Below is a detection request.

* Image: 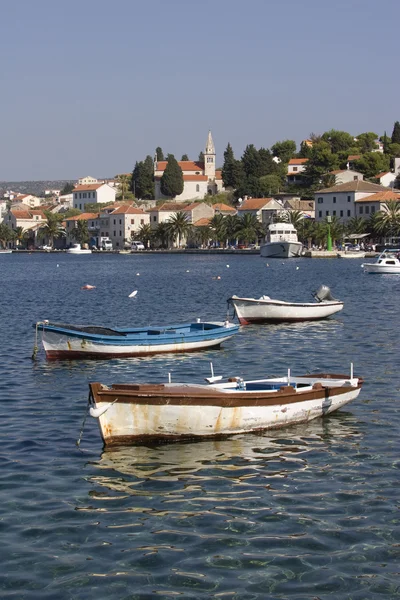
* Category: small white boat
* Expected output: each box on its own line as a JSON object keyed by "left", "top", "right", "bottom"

{"left": 0, "top": 249, "right": 12, "bottom": 254}
{"left": 88, "top": 363, "right": 363, "bottom": 445}
{"left": 228, "top": 285, "right": 343, "bottom": 324}
{"left": 362, "top": 249, "right": 400, "bottom": 274}
{"left": 66, "top": 244, "right": 92, "bottom": 255}
{"left": 260, "top": 223, "right": 303, "bottom": 258}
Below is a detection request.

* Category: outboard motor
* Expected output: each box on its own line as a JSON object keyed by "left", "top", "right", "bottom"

{"left": 313, "top": 285, "right": 337, "bottom": 303}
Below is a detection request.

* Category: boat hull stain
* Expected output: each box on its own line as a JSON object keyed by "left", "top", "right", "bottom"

{"left": 89, "top": 381, "right": 361, "bottom": 446}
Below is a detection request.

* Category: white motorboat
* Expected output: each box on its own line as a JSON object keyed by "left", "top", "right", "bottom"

{"left": 362, "top": 249, "right": 400, "bottom": 274}
{"left": 66, "top": 244, "right": 92, "bottom": 255}
{"left": 0, "top": 249, "right": 12, "bottom": 254}
{"left": 228, "top": 285, "right": 343, "bottom": 324}
{"left": 260, "top": 223, "right": 303, "bottom": 258}
{"left": 88, "top": 363, "right": 363, "bottom": 445}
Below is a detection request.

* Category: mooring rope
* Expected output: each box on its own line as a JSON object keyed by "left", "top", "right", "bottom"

{"left": 76, "top": 394, "right": 91, "bottom": 448}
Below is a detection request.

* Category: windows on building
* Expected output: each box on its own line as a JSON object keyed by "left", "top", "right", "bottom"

{"left": 326, "top": 210, "right": 329, "bottom": 216}
{"left": 333, "top": 197, "right": 336, "bottom": 203}
{"left": 317, "top": 197, "right": 323, "bottom": 204}
{"left": 131, "top": 219, "right": 135, "bottom": 224}
{"left": 371, "top": 206, "right": 375, "bottom": 214}
{"left": 340, "top": 210, "right": 343, "bottom": 217}
{"left": 365, "top": 206, "right": 370, "bottom": 214}
{"left": 359, "top": 206, "right": 363, "bottom": 214}
{"left": 318, "top": 211, "right": 322, "bottom": 218}
{"left": 347, "top": 196, "right": 351, "bottom": 202}
{"left": 293, "top": 167, "right": 298, "bottom": 172}
{"left": 347, "top": 210, "right": 351, "bottom": 217}
{"left": 333, "top": 210, "right": 336, "bottom": 216}
{"left": 196, "top": 185, "right": 200, "bottom": 192}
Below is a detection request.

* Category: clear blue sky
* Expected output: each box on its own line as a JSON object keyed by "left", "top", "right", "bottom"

{"left": 1, "top": 0, "right": 399, "bottom": 181}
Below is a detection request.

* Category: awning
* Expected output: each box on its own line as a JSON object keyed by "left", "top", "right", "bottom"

{"left": 344, "top": 233, "right": 370, "bottom": 240}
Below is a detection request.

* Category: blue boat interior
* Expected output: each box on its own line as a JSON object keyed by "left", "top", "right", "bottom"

{"left": 243, "top": 382, "right": 310, "bottom": 391}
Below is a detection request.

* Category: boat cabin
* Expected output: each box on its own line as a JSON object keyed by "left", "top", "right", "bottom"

{"left": 265, "top": 223, "right": 299, "bottom": 244}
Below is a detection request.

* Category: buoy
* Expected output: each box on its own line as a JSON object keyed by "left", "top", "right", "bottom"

{"left": 266, "top": 263, "right": 269, "bottom": 267}
{"left": 129, "top": 290, "right": 138, "bottom": 298}
{"left": 81, "top": 284, "right": 96, "bottom": 290}
{"left": 136, "top": 273, "right": 140, "bottom": 276}
{"left": 226, "top": 265, "right": 230, "bottom": 268}
{"left": 296, "top": 266, "right": 299, "bottom": 270}
{"left": 186, "top": 270, "right": 190, "bottom": 272}
{"left": 57, "top": 264, "right": 59, "bottom": 267}
{"left": 217, "top": 276, "right": 221, "bottom": 280}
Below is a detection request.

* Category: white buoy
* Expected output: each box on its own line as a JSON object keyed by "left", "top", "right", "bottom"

{"left": 129, "top": 290, "right": 138, "bottom": 298}
{"left": 226, "top": 265, "right": 230, "bottom": 268}
{"left": 136, "top": 273, "right": 140, "bottom": 276}
{"left": 57, "top": 264, "right": 59, "bottom": 267}
{"left": 186, "top": 270, "right": 190, "bottom": 272}
{"left": 296, "top": 266, "right": 299, "bottom": 270}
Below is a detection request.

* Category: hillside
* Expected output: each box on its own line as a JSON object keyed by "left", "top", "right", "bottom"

{"left": 0, "top": 180, "right": 76, "bottom": 196}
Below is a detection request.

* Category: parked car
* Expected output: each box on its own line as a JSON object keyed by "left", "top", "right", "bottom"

{"left": 131, "top": 241, "right": 145, "bottom": 251}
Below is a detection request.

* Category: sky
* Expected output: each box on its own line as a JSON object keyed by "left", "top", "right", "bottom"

{"left": 1, "top": 0, "right": 399, "bottom": 181}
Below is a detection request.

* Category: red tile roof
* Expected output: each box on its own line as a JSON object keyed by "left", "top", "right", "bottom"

{"left": 288, "top": 158, "right": 309, "bottom": 165}
{"left": 64, "top": 213, "right": 99, "bottom": 221}
{"left": 153, "top": 203, "right": 189, "bottom": 212}
{"left": 354, "top": 190, "right": 400, "bottom": 203}
{"left": 238, "top": 198, "right": 274, "bottom": 210}
{"left": 375, "top": 172, "right": 391, "bottom": 178}
{"left": 109, "top": 205, "right": 146, "bottom": 215}
{"left": 347, "top": 155, "right": 361, "bottom": 161}
{"left": 156, "top": 160, "right": 204, "bottom": 172}
{"left": 213, "top": 202, "right": 236, "bottom": 213}
{"left": 73, "top": 184, "right": 105, "bottom": 192}
{"left": 193, "top": 217, "right": 211, "bottom": 226}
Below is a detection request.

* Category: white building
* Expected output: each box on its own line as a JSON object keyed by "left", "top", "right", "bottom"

{"left": 354, "top": 190, "right": 400, "bottom": 219}
{"left": 104, "top": 205, "right": 150, "bottom": 249}
{"left": 328, "top": 169, "right": 364, "bottom": 184}
{"left": 286, "top": 158, "right": 309, "bottom": 185}
{"left": 374, "top": 171, "right": 397, "bottom": 188}
{"left": 154, "top": 131, "right": 225, "bottom": 202}
{"left": 149, "top": 202, "right": 214, "bottom": 230}
{"left": 78, "top": 176, "right": 98, "bottom": 185}
{"left": 73, "top": 183, "right": 116, "bottom": 210}
{"left": 315, "top": 180, "right": 389, "bottom": 223}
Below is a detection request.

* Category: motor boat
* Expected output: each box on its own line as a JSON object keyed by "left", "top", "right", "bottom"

{"left": 362, "top": 249, "right": 400, "bottom": 274}
{"left": 260, "top": 223, "right": 303, "bottom": 258}
{"left": 66, "top": 244, "right": 92, "bottom": 255}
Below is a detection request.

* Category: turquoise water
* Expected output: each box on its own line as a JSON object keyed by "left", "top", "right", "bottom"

{"left": 1, "top": 253, "right": 399, "bottom": 599}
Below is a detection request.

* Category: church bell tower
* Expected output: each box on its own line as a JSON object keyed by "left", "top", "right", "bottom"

{"left": 204, "top": 130, "right": 216, "bottom": 179}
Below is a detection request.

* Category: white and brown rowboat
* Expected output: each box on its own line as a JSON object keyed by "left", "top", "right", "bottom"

{"left": 88, "top": 368, "right": 363, "bottom": 446}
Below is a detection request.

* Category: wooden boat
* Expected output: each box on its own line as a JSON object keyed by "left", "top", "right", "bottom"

{"left": 34, "top": 320, "right": 239, "bottom": 359}
{"left": 362, "top": 249, "right": 400, "bottom": 274}
{"left": 66, "top": 243, "right": 92, "bottom": 254}
{"left": 260, "top": 223, "right": 303, "bottom": 258}
{"left": 88, "top": 364, "right": 363, "bottom": 445}
{"left": 228, "top": 285, "right": 343, "bottom": 324}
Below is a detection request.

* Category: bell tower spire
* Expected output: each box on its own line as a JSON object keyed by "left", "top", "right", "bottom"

{"left": 204, "top": 130, "right": 216, "bottom": 179}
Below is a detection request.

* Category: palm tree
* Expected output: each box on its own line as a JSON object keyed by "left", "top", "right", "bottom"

{"left": 282, "top": 209, "right": 304, "bottom": 230}
{"left": 136, "top": 223, "right": 153, "bottom": 248}
{"left": 346, "top": 216, "right": 368, "bottom": 235}
{"left": 13, "top": 226, "right": 27, "bottom": 248}
{"left": 297, "top": 218, "right": 315, "bottom": 249}
{"left": 165, "top": 211, "right": 192, "bottom": 248}
{"left": 116, "top": 174, "right": 133, "bottom": 202}
{"left": 191, "top": 225, "right": 212, "bottom": 248}
{"left": 224, "top": 214, "right": 240, "bottom": 247}
{"left": 0, "top": 223, "right": 13, "bottom": 248}
{"left": 153, "top": 222, "right": 171, "bottom": 248}
{"left": 372, "top": 200, "right": 400, "bottom": 242}
{"left": 209, "top": 213, "right": 227, "bottom": 247}
{"left": 236, "top": 214, "right": 264, "bottom": 246}
{"left": 70, "top": 220, "right": 89, "bottom": 245}
{"left": 39, "top": 212, "right": 65, "bottom": 248}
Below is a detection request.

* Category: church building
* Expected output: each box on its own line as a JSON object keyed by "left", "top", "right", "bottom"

{"left": 154, "top": 131, "right": 225, "bottom": 202}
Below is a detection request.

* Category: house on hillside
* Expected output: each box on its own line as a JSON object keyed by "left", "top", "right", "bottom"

{"left": 5, "top": 205, "right": 47, "bottom": 248}
{"left": 314, "top": 180, "right": 389, "bottom": 222}
{"left": 104, "top": 205, "right": 149, "bottom": 249}
{"left": 283, "top": 199, "right": 315, "bottom": 219}
{"left": 328, "top": 169, "right": 363, "bottom": 185}
{"left": 286, "top": 158, "right": 309, "bottom": 185}
{"left": 154, "top": 131, "right": 225, "bottom": 202}
{"left": 212, "top": 203, "right": 237, "bottom": 216}
{"left": 374, "top": 171, "right": 397, "bottom": 188}
{"left": 72, "top": 183, "right": 116, "bottom": 210}
{"left": 64, "top": 213, "right": 100, "bottom": 247}
{"left": 78, "top": 176, "right": 99, "bottom": 185}
{"left": 347, "top": 155, "right": 361, "bottom": 169}
{"left": 237, "top": 197, "right": 285, "bottom": 226}
{"left": 149, "top": 202, "right": 214, "bottom": 229}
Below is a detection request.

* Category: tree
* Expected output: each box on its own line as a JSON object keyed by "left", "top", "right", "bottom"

{"left": 60, "top": 182, "right": 75, "bottom": 195}
{"left": 321, "top": 129, "right": 354, "bottom": 154}
{"left": 165, "top": 211, "right": 191, "bottom": 247}
{"left": 372, "top": 200, "right": 400, "bottom": 239}
{"left": 259, "top": 174, "right": 282, "bottom": 196}
{"left": 209, "top": 213, "right": 227, "bottom": 247}
{"left": 39, "top": 211, "right": 65, "bottom": 247}
{"left": 353, "top": 153, "right": 390, "bottom": 179}
{"left": 391, "top": 121, "right": 400, "bottom": 145}
{"left": 298, "top": 141, "right": 312, "bottom": 158}
{"left": 131, "top": 156, "right": 154, "bottom": 199}
{"left": 282, "top": 209, "right": 305, "bottom": 230}
{"left": 70, "top": 220, "right": 89, "bottom": 245}
{"left": 236, "top": 214, "right": 264, "bottom": 245}
{"left": 388, "top": 143, "right": 400, "bottom": 159}
{"left": 198, "top": 151, "right": 204, "bottom": 163}
{"left": 302, "top": 141, "right": 339, "bottom": 188}
{"left": 271, "top": 140, "right": 296, "bottom": 163}
{"left": 155, "top": 147, "right": 164, "bottom": 161}
{"left": 345, "top": 216, "right": 368, "bottom": 235}
{"left": 13, "top": 226, "right": 27, "bottom": 248}
{"left": 136, "top": 223, "right": 153, "bottom": 248}
{"left": 160, "top": 154, "right": 184, "bottom": 198}
{"left": 355, "top": 132, "right": 379, "bottom": 153}
{"left": 116, "top": 173, "right": 133, "bottom": 201}
{"left": 224, "top": 214, "right": 240, "bottom": 246}
{"left": 153, "top": 222, "right": 171, "bottom": 248}
{"left": 381, "top": 131, "right": 390, "bottom": 154}
{"left": 181, "top": 154, "right": 189, "bottom": 161}
{"left": 241, "top": 144, "right": 263, "bottom": 178}
{"left": 221, "top": 143, "right": 243, "bottom": 189}
{"left": 0, "top": 223, "right": 13, "bottom": 248}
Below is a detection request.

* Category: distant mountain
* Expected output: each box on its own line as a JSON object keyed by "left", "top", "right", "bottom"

{"left": 0, "top": 180, "right": 76, "bottom": 196}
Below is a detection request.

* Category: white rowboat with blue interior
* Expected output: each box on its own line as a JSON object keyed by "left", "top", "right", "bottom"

{"left": 35, "top": 320, "right": 239, "bottom": 359}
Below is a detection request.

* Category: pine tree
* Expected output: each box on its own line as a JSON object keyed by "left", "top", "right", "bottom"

{"left": 221, "top": 143, "right": 242, "bottom": 189}
{"left": 181, "top": 154, "right": 189, "bottom": 161}
{"left": 155, "top": 147, "right": 164, "bottom": 161}
{"left": 391, "top": 121, "right": 400, "bottom": 145}
{"left": 131, "top": 156, "right": 155, "bottom": 199}
{"left": 198, "top": 151, "right": 204, "bottom": 163}
{"left": 160, "top": 154, "right": 184, "bottom": 198}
